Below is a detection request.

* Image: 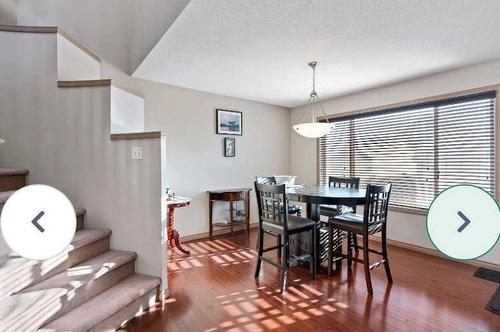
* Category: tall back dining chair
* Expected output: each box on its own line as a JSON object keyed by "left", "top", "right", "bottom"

{"left": 255, "top": 176, "right": 302, "bottom": 257}
{"left": 254, "top": 182, "right": 316, "bottom": 293}
{"left": 328, "top": 183, "right": 393, "bottom": 295}
{"left": 320, "top": 176, "right": 361, "bottom": 254}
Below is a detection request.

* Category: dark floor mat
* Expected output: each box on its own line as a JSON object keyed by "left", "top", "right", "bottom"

{"left": 474, "top": 267, "right": 500, "bottom": 283}
{"left": 486, "top": 286, "right": 500, "bottom": 315}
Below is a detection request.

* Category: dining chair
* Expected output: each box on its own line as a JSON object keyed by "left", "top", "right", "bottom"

{"left": 255, "top": 176, "right": 302, "bottom": 257}
{"left": 254, "top": 182, "right": 316, "bottom": 293}
{"left": 327, "top": 183, "right": 393, "bottom": 295}
{"left": 320, "top": 176, "right": 360, "bottom": 254}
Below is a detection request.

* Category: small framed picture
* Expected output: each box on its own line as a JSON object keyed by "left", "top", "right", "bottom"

{"left": 224, "top": 137, "right": 236, "bottom": 157}
{"left": 216, "top": 109, "right": 242, "bottom": 135}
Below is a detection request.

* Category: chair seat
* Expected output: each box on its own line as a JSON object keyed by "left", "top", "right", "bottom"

{"left": 320, "top": 204, "right": 352, "bottom": 217}
{"left": 263, "top": 215, "right": 315, "bottom": 234}
{"left": 329, "top": 213, "right": 364, "bottom": 234}
{"left": 329, "top": 213, "right": 383, "bottom": 235}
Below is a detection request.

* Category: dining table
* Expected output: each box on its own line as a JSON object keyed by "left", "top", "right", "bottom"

{"left": 286, "top": 184, "right": 366, "bottom": 268}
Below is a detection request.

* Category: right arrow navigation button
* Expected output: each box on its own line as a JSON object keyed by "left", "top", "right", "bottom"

{"left": 456, "top": 211, "right": 471, "bottom": 233}
{"left": 426, "top": 184, "right": 500, "bottom": 260}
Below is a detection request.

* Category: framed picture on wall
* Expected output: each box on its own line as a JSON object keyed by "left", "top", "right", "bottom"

{"left": 224, "top": 137, "right": 236, "bottom": 157}
{"left": 216, "top": 109, "right": 242, "bottom": 135}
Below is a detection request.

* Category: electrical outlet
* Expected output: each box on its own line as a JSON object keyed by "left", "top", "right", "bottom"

{"left": 131, "top": 146, "right": 143, "bottom": 160}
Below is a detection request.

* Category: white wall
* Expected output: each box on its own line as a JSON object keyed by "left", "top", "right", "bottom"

{"left": 101, "top": 62, "right": 291, "bottom": 237}
{"left": 0, "top": 31, "right": 167, "bottom": 288}
{"left": 57, "top": 33, "right": 101, "bottom": 80}
{"left": 17, "top": 0, "right": 190, "bottom": 74}
{"left": 291, "top": 58, "right": 500, "bottom": 265}
{"left": 110, "top": 86, "right": 145, "bottom": 134}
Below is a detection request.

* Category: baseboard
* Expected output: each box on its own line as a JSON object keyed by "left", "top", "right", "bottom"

{"left": 180, "top": 222, "right": 259, "bottom": 242}
{"left": 369, "top": 235, "right": 500, "bottom": 271}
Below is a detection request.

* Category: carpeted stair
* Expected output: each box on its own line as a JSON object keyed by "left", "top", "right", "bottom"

{"left": 0, "top": 168, "right": 160, "bottom": 331}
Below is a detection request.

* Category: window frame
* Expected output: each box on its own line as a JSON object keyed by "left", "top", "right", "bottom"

{"left": 316, "top": 85, "right": 499, "bottom": 215}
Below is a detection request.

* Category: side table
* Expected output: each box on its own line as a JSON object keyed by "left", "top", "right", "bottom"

{"left": 166, "top": 196, "right": 191, "bottom": 255}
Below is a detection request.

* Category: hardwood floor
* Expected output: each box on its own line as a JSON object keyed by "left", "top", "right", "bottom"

{"left": 121, "top": 229, "right": 499, "bottom": 332}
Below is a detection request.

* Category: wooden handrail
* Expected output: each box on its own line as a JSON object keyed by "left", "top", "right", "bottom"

{"left": 58, "top": 79, "right": 112, "bottom": 88}
{"left": 110, "top": 131, "right": 166, "bottom": 141}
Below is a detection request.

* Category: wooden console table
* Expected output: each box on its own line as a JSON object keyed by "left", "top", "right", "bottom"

{"left": 166, "top": 196, "right": 191, "bottom": 255}
{"left": 207, "top": 188, "right": 252, "bottom": 237}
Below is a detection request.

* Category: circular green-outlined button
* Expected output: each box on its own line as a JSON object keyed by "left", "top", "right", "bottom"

{"left": 426, "top": 184, "right": 500, "bottom": 260}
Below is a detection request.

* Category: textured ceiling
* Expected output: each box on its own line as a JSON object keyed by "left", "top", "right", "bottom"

{"left": 133, "top": 0, "right": 500, "bottom": 108}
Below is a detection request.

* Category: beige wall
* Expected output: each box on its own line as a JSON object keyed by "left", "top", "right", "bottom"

{"left": 102, "top": 62, "right": 291, "bottom": 238}
{"left": 291, "top": 58, "right": 500, "bottom": 265}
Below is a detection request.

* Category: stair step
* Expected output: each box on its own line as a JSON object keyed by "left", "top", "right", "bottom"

{"left": 0, "top": 250, "right": 137, "bottom": 332}
{"left": 0, "top": 168, "right": 29, "bottom": 176}
{"left": 0, "top": 168, "right": 28, "bottom": 192}
{"left": 0, "top": 229, "right": 111, "bottom": 299}
{"left": 42, "top": 274, "right": 160, "bottom": 332}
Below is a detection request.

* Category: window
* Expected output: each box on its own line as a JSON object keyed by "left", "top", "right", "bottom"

{"left": 319, "top": 91, "right": 496, "bottom": 210}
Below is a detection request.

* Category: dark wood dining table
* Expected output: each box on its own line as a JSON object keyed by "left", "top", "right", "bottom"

{"left": 286, "top": 185, "right": 366, "bottom": 268}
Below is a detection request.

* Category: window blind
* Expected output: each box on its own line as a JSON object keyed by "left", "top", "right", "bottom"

{"left": 319, "top": 91, "right": 496, "bottom": 210}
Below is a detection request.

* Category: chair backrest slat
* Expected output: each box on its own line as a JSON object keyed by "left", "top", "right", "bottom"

{"left": 329, "top": 177, "right": 360, "bottom": 212}
{"left": 363, "top": 183, "right": 392, "bottom": 232}
{"left": 328, "top": 176, "right": 360, "bottom": 189}
{"left": 254, "top": 181, "right": 288, "bottom": 232}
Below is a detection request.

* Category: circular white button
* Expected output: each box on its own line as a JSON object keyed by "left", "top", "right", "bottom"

{"left": 426, "top": 185, "right": 499, "bottom": 260}
{"left": 0, "top": 184, "right": 76, "bottom": 260}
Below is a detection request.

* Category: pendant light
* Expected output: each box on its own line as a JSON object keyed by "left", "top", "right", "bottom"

{"left": 293, "top": 61, "right": 334, "bottom": 138}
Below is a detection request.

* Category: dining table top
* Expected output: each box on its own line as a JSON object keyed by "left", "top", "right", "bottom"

{"left": 286, "top": 184, "right": 366, "bottom": 205}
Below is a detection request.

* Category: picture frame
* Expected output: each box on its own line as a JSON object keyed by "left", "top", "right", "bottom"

{"left": 224, "top": 137, "right": 236, "bottom": 157}
{"left": 216, "top": 109, "right": 242, "bottom": 135}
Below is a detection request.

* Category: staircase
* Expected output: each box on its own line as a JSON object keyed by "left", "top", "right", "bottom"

{"left": 0, "top": 23, "right": 164, "bottom": 331}
{"left": 0, "top": 170, "right": 160, "bottom": 331}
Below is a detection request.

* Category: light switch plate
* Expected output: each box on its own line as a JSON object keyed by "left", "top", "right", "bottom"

{"left": 131, "top": 146, "right": 143, "bottom": 160}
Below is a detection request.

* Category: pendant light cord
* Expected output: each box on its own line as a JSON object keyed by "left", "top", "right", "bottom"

{"left": 298, "top": 61, "right": 330, "bottom": 124}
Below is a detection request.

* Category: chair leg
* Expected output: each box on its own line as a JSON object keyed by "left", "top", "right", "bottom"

{"left": 255, "top": 228, "right": 264, "bottom": 278}
{"left": 351, "top": 233, "right": 359, "bottom": 253}
{"left": 382, "top": 227, "right": 393, "bottom": 283}
{"left": 310, "top": 226, "right": 316, "bottom": 280}
{"left": 328, "top": 223, "right": 333, "bottom": 277}
{"left": 362, "top": 235, "right": 373, "bottom": 295}
{"left": 277, "top": 234, "right": 282, "bottom": 259}
{"left": 334, "top": 228, "right": 342, "bottom": 270}
{"left": 347, "top": 231, "right": 353, "bottom": 268}
{"left": 279, "top": 241, "right": 289, "bottom": 293}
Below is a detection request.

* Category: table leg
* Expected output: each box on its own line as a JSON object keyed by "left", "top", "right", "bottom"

{"left": 167, "top": 205, "right": 190, "bottom": 255}
{"left": 307, "top": 203, "right": 321, "bottom": 270}
{"left": 229, "top": 199, "right": 234, "bottom": 233}
{"left": 209, "top": 200, "right": 213, "bottom": 238}
{"left": 245, "top": 196, "right": 250, "bottom": 235}
{"left": 173, "top": 229, "right": 190, "bottom": 255}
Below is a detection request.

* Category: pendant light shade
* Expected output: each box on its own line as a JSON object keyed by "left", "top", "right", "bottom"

{"left": 293, "top": 61, "right": 333, "bottom": 138}
{"left": 293, "top": 122, "right": 334, "bottom": 138}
